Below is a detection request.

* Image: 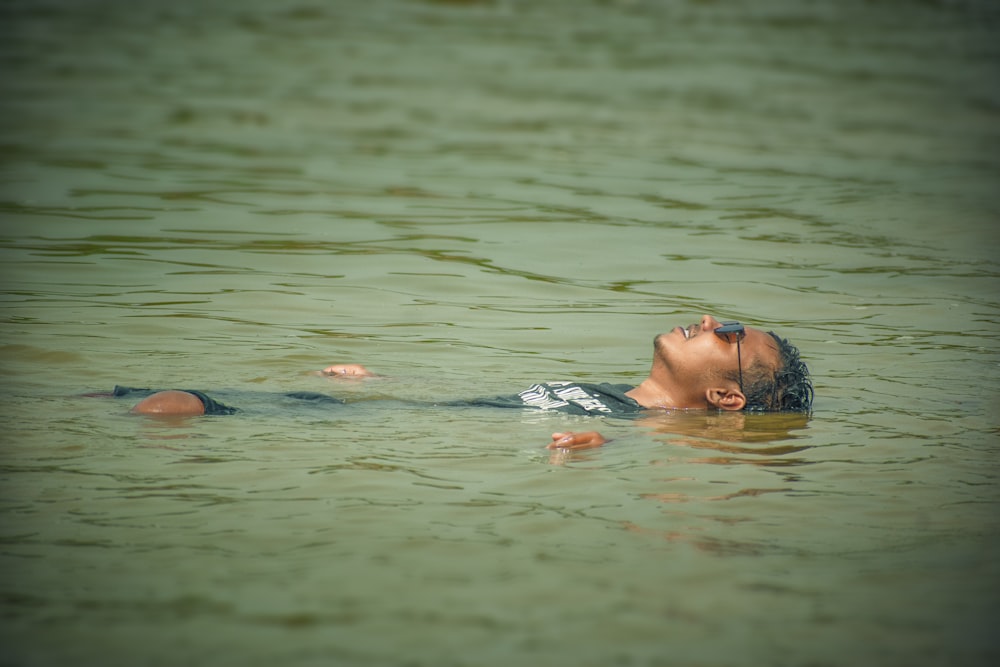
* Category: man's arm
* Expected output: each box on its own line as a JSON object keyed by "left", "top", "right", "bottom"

{"left": 320, "top": 365, "right": 608, "bottom": 452}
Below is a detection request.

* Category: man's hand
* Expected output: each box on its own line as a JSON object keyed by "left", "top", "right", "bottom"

{"left": 321, "top": 363, "right": 377, "bottom": 378}
{"left": 547, "top": 431, "right": 607, "bottom": 451}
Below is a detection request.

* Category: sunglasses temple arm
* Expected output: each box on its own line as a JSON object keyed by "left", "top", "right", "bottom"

{"left": 737, "top": 340, "right": 744, "bottom": 393}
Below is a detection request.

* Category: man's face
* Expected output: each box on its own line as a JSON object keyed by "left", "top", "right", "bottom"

{"left": 654, "top": 315, "right": 780, "bottom": 392}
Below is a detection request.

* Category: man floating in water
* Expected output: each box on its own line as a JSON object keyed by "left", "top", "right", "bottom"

{"left": 110, "top": 315, "right": 813, "bottom": 452}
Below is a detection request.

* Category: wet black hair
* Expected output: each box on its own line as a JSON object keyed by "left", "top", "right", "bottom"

{"left": 736, "top": 332, "right": 814, "bottom": 412}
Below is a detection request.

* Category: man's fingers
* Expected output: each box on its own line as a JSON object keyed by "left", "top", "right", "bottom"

{"left": 322, "top": 363, "right": 375, "bottom": 377}
{"left": 547, "top": 431, "right": 607, "bottom": 450}
{"left": 548, "top": 432, "right": 575, "bottom": 448}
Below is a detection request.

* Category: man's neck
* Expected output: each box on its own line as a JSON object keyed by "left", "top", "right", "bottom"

{"left": 626, "top": 378, "right": 686, "bottom": 410}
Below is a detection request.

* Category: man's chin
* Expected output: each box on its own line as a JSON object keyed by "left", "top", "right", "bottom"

{"left": 653, "top": 332, "right": 674, "bottom": 354}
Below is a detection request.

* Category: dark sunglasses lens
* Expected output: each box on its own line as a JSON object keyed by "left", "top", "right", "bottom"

{"left": 715, "top": 322, "right": 745, "bottom": 342}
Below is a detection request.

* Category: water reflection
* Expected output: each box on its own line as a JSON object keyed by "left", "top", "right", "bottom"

{"left": 623, "top": 520, "right": 793, "bottom": 556}
{"left": 618, "top": 410, "right": 814, "bottom": 468}
{"left": 637, "top": 410, "right": 812, "bottom": 445}
{"left": 616, "top": 414, "right": 813, "bottom": 548}
{"left": 548, "top": 410, "right": 811, "bottom": 466}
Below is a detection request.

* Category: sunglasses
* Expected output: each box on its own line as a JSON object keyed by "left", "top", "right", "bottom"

{"left": 714, "top": 321, "right": 746, "bottom": 394}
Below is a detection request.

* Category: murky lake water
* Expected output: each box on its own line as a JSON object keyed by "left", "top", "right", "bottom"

{"left": 1, "top": 0, "right": 999, "bottom": 665}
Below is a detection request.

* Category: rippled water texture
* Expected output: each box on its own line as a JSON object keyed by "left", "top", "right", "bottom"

{"left": 1, "top": 0, "right": 999, "bottom": 665}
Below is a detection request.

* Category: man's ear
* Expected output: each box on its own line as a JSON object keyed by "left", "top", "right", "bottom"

{"left": 705, "top": 387, "right": 746, "bottom": 411}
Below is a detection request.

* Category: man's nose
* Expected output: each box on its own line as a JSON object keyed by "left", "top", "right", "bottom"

{"left": 700, "top": 314, "right": 721, "bottom": 331}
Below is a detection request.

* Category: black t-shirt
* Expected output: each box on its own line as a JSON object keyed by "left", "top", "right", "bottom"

{"left": 449, "top": 382, "right": 642, "bottom": 417}
{"left": 111, "top": 381, "right": 643, "bottom": 418}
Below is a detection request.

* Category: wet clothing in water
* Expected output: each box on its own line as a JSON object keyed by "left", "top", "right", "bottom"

{"left": 446, "top": 382, "right": 642, "bottom": 416}
{"left": 111, "top": 381, "right": 642, "bottom": 418}
{"left": 111, "top": 385, "right": 342, "bottom": 416}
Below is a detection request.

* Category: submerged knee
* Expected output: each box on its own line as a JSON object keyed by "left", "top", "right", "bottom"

{"left": 130, "top": 390, "right": 206, "bottom": 416}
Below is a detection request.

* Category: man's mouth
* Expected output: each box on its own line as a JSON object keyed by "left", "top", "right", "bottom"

{"left": 681, "top": 322, "right": 702, "bottom": 340}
